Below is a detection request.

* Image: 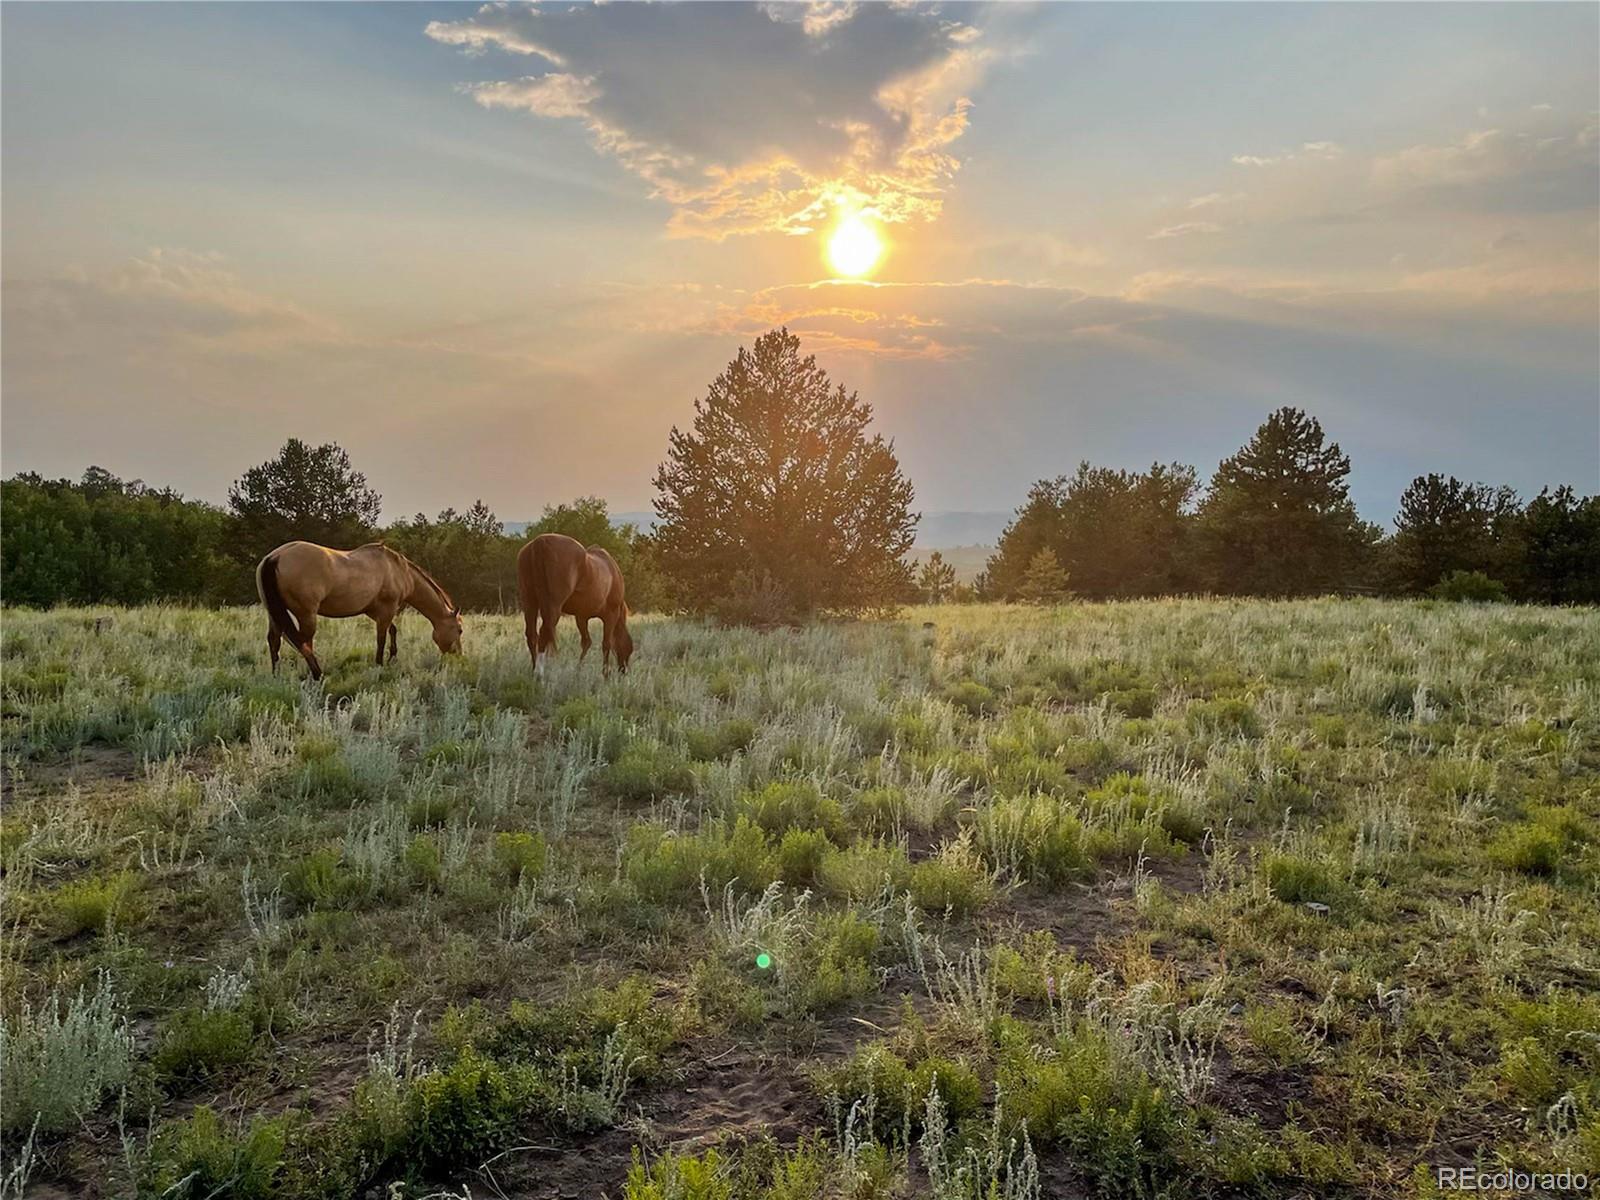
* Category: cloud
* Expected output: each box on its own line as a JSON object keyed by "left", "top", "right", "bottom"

{"left": 1369, "top": 121, "right": 1599, "bottom": 210}
{"left": 1186, "top": 192, "right": 1243, "bottom": 210}
{"left": 1149, "top": 221, "right": 1223, "bottom": 240}
{"left": 762, "top": 1, "right": 859, "bottom": 39}
{"left": 1232, "top": 140, "right": 1344, "bottom": 167}
{"left": 425, "top": 2, "right": 1001, "bottom": 238}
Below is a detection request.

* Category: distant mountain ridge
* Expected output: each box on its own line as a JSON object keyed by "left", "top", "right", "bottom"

{"left": 508, "top": 510, "right": 1012, "bottom": 548}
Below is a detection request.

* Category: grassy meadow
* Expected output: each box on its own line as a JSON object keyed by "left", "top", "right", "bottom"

{"left": 2, "top": 599, "right": 1598, "bottom": 1199}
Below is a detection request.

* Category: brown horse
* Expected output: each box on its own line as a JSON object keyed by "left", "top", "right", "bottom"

{"left": 517, "top": 533, "right": 633, "bottom": 677}
{"left": 256, "top": 541, "right": 463, "bottom": 681}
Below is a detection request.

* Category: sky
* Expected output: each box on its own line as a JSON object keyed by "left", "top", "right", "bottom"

{"left": 3, "top": 1, "right": 1597, "bottom": 526}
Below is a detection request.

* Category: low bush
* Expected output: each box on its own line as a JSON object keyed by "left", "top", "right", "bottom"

{"left": 738, "top": 780, "right": 846, "bottom": 842}
{"left": 154, "top": 1006, "right": 255, "bottom": 1080}
{"left": 776, "top": 828, "right": 830, "bottom": 888}
{"left": 492, "top": 831, "right": 547, "bottom": 883}
{"left": 1263, "top": 852, "right": 1342, "bottom": 906}
{"left": 943, "top": 680, "right": 997, "bottom": 718}
{"left": 49, "top": 871, "right": 138, "bottom": 937}
{"left": 0, "top": 970, "right": 133, "bottom": 1135}
{"left": 909, "top": 836, "right": 993, "bottom": 915}
{"left": 685, "top": 718, "right": 756, "bottom": 762}
{"left": 1185, "top": 698, "right": 1260, "bottom": 738}
{"left": 603, "top": 746, "right": 696, "bottom": 804}
{"left": 815, "top": 841, "right": 912, "bottom": 901}
{"left": 1429, "top": 570, "right": 1508, "bottom": 603}
{"left": 140, "top": 1106, "right": 290, "bottom": 1200}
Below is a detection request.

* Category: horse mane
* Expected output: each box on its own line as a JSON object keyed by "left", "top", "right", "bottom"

{"left": 396, "top": 551, "right": 457, "bottom": 613}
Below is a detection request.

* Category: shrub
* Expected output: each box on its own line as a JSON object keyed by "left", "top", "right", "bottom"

{"left": 685, "top": 719, "right": 756, "bottom": 762}
{"left": 815, "top": 841, "right": 912, "bottom": 901}
{"left": 1000, "top": 1033, "right": 1186, "bottom": 1198}
{"left": 154, "top": 1007, "right": 255, "bottom": 1080}
{"left": 1489, "top": 823, "right": 1563, "bottom": 876}
{"left": 823, "top": 1045, "right": 980, "bottom": 1138}
{"left": 403, "top": 835, "right": 441, "bottom": 889}
{"left": 739, "top": 781, "right": 845, "bottom": 841}
{"left": 406, "top": 792, "right": 455, "bottom": 829}
{"left": 141, "top": 1106, "right": 289, "bottom": 1200}
{"left": 776, "top": 828, "right": 830, "bottom": 888}
{"left": 0, "top": 970, "right": 133, "bottom": 1135}
{"left": 49, "top": 871, "right": 138, "bottom": 937}
{"left": 294, "top": 754, "right": 366, "bottom": 808}
{"left": 603, "top": 746, "right": 696, "bottom": 804}
{"left": 943, "top": 680, "right": 997, "bottom": 718}
{"left": 625, "top": 819, "right": 775, "bottom": 903}
{"left": 848, "top": 786, "right": 906, "bottom": 837}
{"left": 492, "top": 831, "right": 548, "bottom": 883}
{"left": 624, "top": 1147, "right": 733, "bottom": 1200}
{"left": 281, "top": 849, "right": 362, "bottom": 911}
{"left": 1185, "top": 698, "right": 1260, "bottom": 738}
{"left": 909, "top": 837, "right": 993, "bottom": 915}
{"left": 1429, "top": 570, "right": 1507, "bottom": 603}
{"left": 1102, "top": 687, "right": 1156, "bottom": 718}
{"left": 974, "top": 794, "right": 1088, "bottom": 885}
{"left": 1263, "top": 853, "right": 1341, "bottom": 905}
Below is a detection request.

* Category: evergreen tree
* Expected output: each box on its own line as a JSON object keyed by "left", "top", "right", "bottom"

{"left": 1390, "top": 474, "right": 1522, "bottom": 595}
{"left": 1017, "top": 547, "right": 1071, "bottom": 604}
{"left": 652, "top": 328, "right": 917, "bottom": 617}
{"left": 982, "top": 462, "right": 1196, "bottom": 600}
{"left": 1198, "top": 408, "right": 1377, "bottom": 596}
{"left": 228, "top": 439, "right": 382, "bottom": 560}
{"left": 916, "top": 551, "right": 958, "bottom": 604}
{"left": 1520, "top": 485, "right": 1600, "bottom": 605}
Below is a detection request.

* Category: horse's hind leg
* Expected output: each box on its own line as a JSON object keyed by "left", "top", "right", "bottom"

{"left": 576, "top": 616, "right": 592, "bottom": 663}
{"left": 531, "top": 611, "right": 550, "bottom": 678}
{"left": 267, "top": 624, "right": 282, "bottom": 673}
{"left": 388, "top": 622, "right": 398, "bottom": 663}
{"left": 536, "top": 601, "right": 560, "bottom": 678}
{"left": 297, "top": 613, "right": 324, "bottom": 682}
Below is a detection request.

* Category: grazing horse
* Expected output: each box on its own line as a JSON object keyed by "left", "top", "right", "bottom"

{"left": 517, "top": 533, "right": 633, "bottom": 677}
{"left": 256, "top": 541, "right": 463, "bottom": 681}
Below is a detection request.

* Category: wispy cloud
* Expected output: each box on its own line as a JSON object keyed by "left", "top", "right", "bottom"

{"left": 1232, "top": 140, "right": 1344, "bottom": 168}
{"left": 1150, "top": 221, "right": 1223, "bottom": 240}
{"left": 427, "top": 2, "right": 1001, "bottom": 239}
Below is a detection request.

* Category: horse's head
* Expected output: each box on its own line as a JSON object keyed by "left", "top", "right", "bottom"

{"left": 615, "top": 623, "right": 634, "bottom": 674}
{"left": 432, "top": 608, "right": 464, "bottom": 655}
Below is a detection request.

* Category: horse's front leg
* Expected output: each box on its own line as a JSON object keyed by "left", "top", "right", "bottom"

{"left": 576, "top": 616, "right": 593, "bottom": 663}
{"left": 388, "top": 622, "right": 399, "bottom": 663}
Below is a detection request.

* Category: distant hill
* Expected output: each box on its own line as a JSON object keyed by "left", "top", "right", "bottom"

{"left": 510, "top": 510, "right": 1011, "bottom": 549}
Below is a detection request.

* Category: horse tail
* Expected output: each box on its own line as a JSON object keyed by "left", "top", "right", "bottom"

{"left": 257, "top": 554, "right": 302, "bottom": 647}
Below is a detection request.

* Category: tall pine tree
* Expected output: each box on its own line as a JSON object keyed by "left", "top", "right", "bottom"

{"left": 652, "top": 328, "right": 917, "bottom": 617}
{"left": 1198, "top": 408, "right": 1376, "bottom": 596}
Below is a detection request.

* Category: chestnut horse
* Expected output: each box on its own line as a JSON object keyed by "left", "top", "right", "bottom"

{"left": 256, "top": 541, "right": 463, "bottom": 681}
{"left": 516, "top": 533, "right": 633, "bottom": 676}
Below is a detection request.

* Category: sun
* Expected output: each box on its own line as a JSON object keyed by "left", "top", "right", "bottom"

{"left": 825, "top": 212, "right": 884, "bottom": 278}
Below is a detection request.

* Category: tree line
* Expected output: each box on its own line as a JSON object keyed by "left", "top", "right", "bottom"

{"left": 1, "top": 453, "right": 662, "bottom": 612}
{"left": 2, "top": 328, "right": 1595, "bottom": 614}
{"left": 974, "top": 407, "right": 1598, "bottom": 606}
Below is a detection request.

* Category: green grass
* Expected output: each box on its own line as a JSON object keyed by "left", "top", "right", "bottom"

{"left": 1, "top": 599, "right": 1597, "bottom": 1197}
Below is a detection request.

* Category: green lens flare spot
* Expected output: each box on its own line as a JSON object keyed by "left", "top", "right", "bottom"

{"left": 755, "top": 952, "right": 771, "bottom": 970}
